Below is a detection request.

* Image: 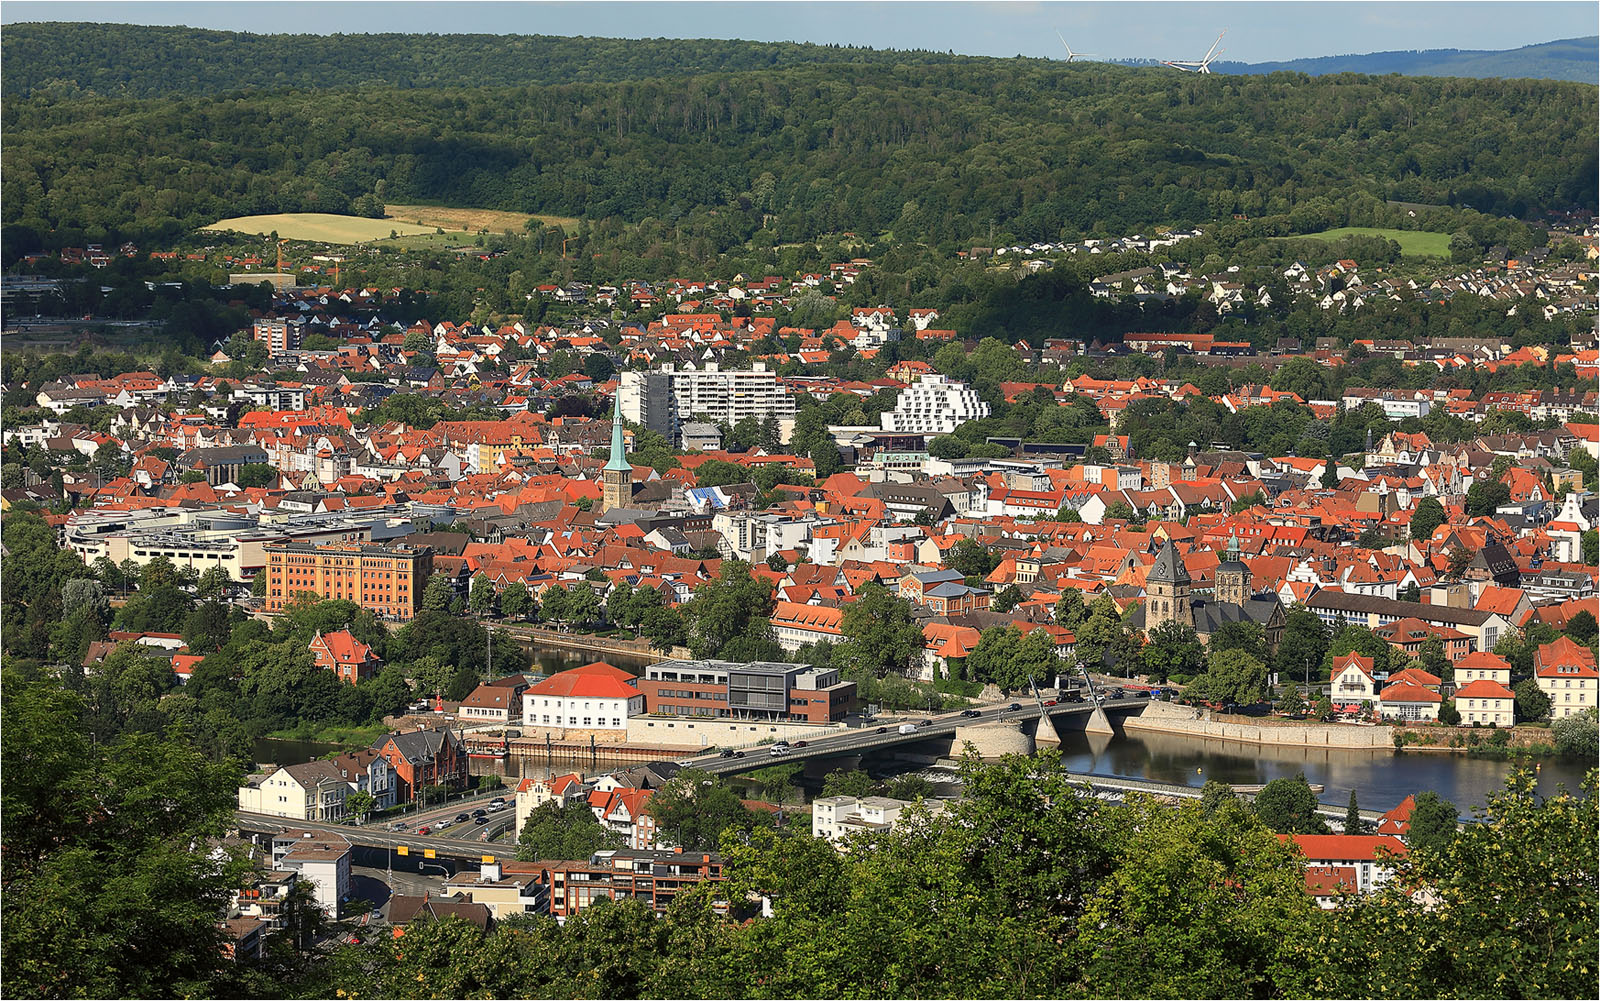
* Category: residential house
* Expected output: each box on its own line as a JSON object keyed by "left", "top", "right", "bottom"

{"left": 237, "top": 760, "right": 350, "bottom": 821}
{"left": 371, "top": 727, "right": 469, "bottom": 804}
{"left": 1453, "top": 679, "right": 1516, "bottom": 726}
{"left": 1534, "top": 636, "right": 1598, "bottom": 719}
{"left": 270, "top": 830, "right": 352, "bottom": 918}
{"left": 308, "top": 629, "right": 383, "bottom": 684}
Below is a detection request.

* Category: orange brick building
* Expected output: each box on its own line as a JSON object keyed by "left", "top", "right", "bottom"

{"left": 264, "top": 542, "right": 433, "bottom": 620}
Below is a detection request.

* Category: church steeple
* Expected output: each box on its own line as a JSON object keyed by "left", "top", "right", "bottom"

{"left": 604, "top": 393, "right": 631, "bottom": 474}
{"left": 600, "top": 394, "right": 632, "bottom": 513}
{"left": 1146, "top": 538, "right": 1193, "bottom": 630}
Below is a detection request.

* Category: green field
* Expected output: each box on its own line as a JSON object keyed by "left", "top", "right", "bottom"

{"left": 1297, "top": 227, "right": 1452, "bottom": 258}
{"left": 202, "top": 212, "right": 458, "bottom": 244}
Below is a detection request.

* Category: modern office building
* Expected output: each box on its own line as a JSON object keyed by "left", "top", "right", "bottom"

{"left": 638, "top": 659, "right": 856, "bottom": 723}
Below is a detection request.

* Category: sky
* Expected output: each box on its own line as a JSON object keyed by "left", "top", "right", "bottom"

{"left": 2, "top": 1, "right": 1594, "bottom": 64}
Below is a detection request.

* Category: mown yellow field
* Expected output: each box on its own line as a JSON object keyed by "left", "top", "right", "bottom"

{"left": 201, "top": 213, "right": 441, "bottom": 243}
{"left": 386, "top": 203, "right": 574, "bottom": 232}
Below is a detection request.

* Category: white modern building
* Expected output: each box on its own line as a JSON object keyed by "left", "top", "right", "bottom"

{"left": 880, "top": 375, "right": 990, "bottom": 435}
{"left": 271, "top": 830, "right": 352, "bottom": 917}
{"left": 619, "top": 363, "right": 795, "bottom": 435}
{"left": 812, "top": 795, "right": 947, "bottom": 849}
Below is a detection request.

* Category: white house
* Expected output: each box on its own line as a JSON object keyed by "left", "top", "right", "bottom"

{"left": 1377, "top": 681, "right": 1442, "bottom": 722}
{"left": 237, "top": 760, "right": 349, "bottom": 822}
{"left": 1283, "top": 834, "right": 1408, "bottom": 893}
{"left": 520, "top": 662, "right": 645, "bottom": 739}
{"left": 1329, "top": 651, "right": 1379, "bottom": 706}
{"left": 1453, "top": 679, "right": 1516, "bottom": 726}
{"left": 812, "top": 795, "right": 946, "bottom": 849}
{"left": 271, "top": 830, "right": 352, "bottom": 918}
{"left": 1453, "top": 650, "right": 1512, "bottom": 686}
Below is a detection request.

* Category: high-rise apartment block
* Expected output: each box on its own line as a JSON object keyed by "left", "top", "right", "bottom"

{"left": 619, "top": 363, "right": 794, "bottom": 438}
{"left": 253, "top": 317, "right": 305, "bottom": 353}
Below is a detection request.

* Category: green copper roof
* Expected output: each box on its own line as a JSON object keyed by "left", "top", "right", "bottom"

{"left": 604, "top": 393, "right": 632, "bottom": 473}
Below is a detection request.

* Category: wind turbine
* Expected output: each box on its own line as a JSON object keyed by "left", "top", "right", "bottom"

{"left": 1163, "top": 30, "right": 1226, "bottom": 74}
{"left": 1056, "top": 31, "right": 1097, "bottom": 62}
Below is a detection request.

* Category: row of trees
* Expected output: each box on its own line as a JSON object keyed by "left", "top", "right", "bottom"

{"left": 296, "top": 753, "right": 1595, "bottom": 1000}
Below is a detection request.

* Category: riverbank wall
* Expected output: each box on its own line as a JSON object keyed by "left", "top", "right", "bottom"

{"left": 1124, "top": 701, "right": 1394, "bottom": 749}
{"left": 495, "top": 623, "right": 662, "bottom": 663}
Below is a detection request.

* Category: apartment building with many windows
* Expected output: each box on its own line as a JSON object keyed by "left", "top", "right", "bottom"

{"left": 264, "top": 541, "right": 432, "bottom": 620}
{"left": 619, "top": 362, "right": 795, "bottom": 435}
{"left": 879, "top": 374, "right": 991, "bottom": 435}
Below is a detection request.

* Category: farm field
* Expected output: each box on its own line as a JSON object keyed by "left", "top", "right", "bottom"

{"left": 1297, "top": 226, "right": 1452, "bottom": 258}
{"left": 201, "top": 213, "right": 443, "bottom": 243}
{"left": 385, "top": 203, "right": 575, "bottom": 232}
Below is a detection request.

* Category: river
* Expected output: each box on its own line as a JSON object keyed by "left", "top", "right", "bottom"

{"left": 1048, "top": 728, "right": 1589, "bottom": 813}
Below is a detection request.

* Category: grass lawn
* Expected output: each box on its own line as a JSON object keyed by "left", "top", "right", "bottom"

{"left": 1296, "top": 226, "right": 1451, "bottom": 258}
{"left": 203, "top": 212, "right": 444, "bottom": 244}
{"left": 386, "top": 203, "right": 575, "bottom": 232}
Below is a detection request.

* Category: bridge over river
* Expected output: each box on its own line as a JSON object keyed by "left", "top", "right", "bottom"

{"left": 649, "top": 696, "right": 1152, "bottom": 777}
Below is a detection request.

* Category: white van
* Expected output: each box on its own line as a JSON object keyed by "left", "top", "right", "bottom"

{"left": 897, "top": 723, "right": 919, "bottom": 735}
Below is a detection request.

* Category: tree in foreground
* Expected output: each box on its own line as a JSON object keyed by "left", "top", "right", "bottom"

{"left": 1, "top": 673, "right": 247, "bottom": 998}
{"left": 1252, "top": 773, "right": 1330, "bottom": 834}
{"left": 1343, "top": 790, "right": 1368, "bottom": 834}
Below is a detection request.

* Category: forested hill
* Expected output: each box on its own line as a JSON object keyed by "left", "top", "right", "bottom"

{"left": 5, "top": 59, "right": 1595, "bottom": 253}
{"left": 0, "top": 22, "right": 979, "bottom": 99}
{"left": 1212, "top": 36, "right": 1600, "bottom": 84}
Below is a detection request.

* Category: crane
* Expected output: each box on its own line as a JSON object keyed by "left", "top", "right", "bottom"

{"left": 1164, "top": 30, "right": 1226, "bottom": 74}
{"left": 1056, "top": 31, "right": 1097, "bottom": 62}
{"left": 276, "top": 239, "right": 289, "bottom": 275}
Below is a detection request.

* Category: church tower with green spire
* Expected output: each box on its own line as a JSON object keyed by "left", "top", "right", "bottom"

{"left": 600, "top": 394, "right": 632, "bottom": 513}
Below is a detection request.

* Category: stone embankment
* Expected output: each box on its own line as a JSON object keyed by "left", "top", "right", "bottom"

{"left": 953, "top": 720, "right": 1035, "bottom": 757}
{"left": 1124, "top": 700, "right": 1393, "bottom": 749}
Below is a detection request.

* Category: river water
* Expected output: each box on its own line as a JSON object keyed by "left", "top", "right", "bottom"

{"left": 1051, "top": 728, "right": 1590, "bottom": 814}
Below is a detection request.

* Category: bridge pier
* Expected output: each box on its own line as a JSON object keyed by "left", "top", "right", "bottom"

{"left": 1083, "top": 706, "right": 1115, "bottom": 736}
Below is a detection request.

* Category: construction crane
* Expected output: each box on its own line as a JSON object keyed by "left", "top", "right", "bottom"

{"left": 276, "top": 239, "right": 289, "bottom": 275}
{"left": 1164, "top": 30, "right": 1226, "bottom": 74}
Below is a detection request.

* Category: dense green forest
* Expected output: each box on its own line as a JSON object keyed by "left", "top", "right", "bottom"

{"left": 0, "top": 23, "right": 979, "bottom": 99}
{"left": 4, "top": 55, "right": 1595, "bottom": 253}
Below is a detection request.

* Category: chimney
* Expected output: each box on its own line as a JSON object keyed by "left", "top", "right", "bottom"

{"left": 481, "top": 861, "right": 501, "bottom": 881}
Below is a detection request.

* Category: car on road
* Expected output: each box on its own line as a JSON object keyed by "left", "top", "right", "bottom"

{"left": 733, "top": 750, "right": 745, "bottom": 758}
{"left": 877, "top": 726, "right": 888, "bottom": 734}
{"left": 488, "top": 797, "right": 507, "bottom": 810}
{"left": 1007, "top": 703, "right": 1022, "bottom": 711}
{"left": 772, "top": 740, "right": 790, "bottom": 748}
{"left": 794, "top": 740, "right": 808, "bottom": 747}
{"left": 416, "top": 825, "right": 431, "bottom": 835}
{"left": 959, "top": 709, "right": 981, "bottom": 718}
{"left": 389, "top": 821, "right": 409, "bottom": 831}
{"left": 719, "top": 748, "right": 735, "bottom": 758}
{"left": 1044, "top": 699, "right": 1058, "bottom": 706}
{"left": 472, "top": 809, "right": 487, "bottom": 821}
{"left": 769, "top": 745, "right": 792, "bottom": 757}
{"left": 453, "top": 813, "right": 470, "bottom": 825}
